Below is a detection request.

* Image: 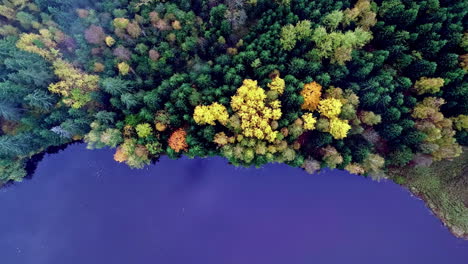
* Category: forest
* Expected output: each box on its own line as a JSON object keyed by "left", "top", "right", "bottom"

{"left": 0, "top": 0, "right": 466, "bottom": 186}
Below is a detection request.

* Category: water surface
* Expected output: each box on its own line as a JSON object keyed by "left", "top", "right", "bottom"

{"left": 1, "top": 144, "right": 467, "bottom": 263}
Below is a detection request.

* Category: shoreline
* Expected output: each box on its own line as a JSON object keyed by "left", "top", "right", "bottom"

{"left": 6, "top": 142, "right": 468, "bottom": 240}
{"left": 408, "top": 186, "right": 468, "bottom": 240}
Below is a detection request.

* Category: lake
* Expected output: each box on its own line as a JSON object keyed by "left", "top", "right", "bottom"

{"left": 1, "top": 143, "right": 467, "bottom": 263}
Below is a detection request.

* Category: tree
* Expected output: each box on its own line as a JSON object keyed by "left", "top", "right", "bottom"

{"left": 136, "top": 123, "right": 153, "bottom": 138}
{"left": 113, "top": 18, "right": 130, "bottom": 29}
{"left": 280, "top": 24, "right": 296, "bottom": 51}
{"left": 388, "top": 146, "right": 413, "bottom": 167}
{"left": 329, "top": 118, "right": 351, "bottom": 139}
{"left": 230, "top": 79, "right": 282, "bottom": 142}
{"left": 0, "top": 101, "right": 21, "bottom": 120}
{"left": 322, "top": 10, "right": 343, "bottom": 30}
{"left": 101, "top": 77, "right": 131, "bottom": 96}
{"left": 0, "top": 134, "right": 33, "bottom": 158}
{"left": 0, "top": 159, "right": 27, "bottom": 183}
{"left": 318, "top": 98, "right": 342, "bottom": 118}
{"left": 320, "top": 145, "right": 343, "bottom": 169}
{"left": 267, "top": 76, "right": 285, "bottom": 95}
{"left": 24, "top": 90, "right": 55, "bottom": 110}
{"left": 359, "top": 111, "right": 381, "bottom": 126}
{"left": 451, "top": 115, "right": 468, "bottom": 132}
{"left": 114, "top": 139, "right": 150, "bottom": 168}
{"left": 85, "top": 122, "right": 123, "bottom": 149}
{"left": 113, "top": 46, "right": 131, "bottom": 61}
{"left": 280, "top": 20, "right": 312, "bottom": 51}
{"left": 118, "top": 62, "right": 130, "bottom": 75}
{"left": 168, "top": 128, "right": 188, "bottom": 153}
{"left": 413, "top": 77, "right": 444, "bottom": 95}
{"left": 84, "top": 25, "right": 105, "bottom": 45}
{"left": 412, "top": 97, "right": 462, "bottom": 161}
{"left": 310, "top": 26, "right": 373, "bottom": 65}
{"left": 193, "top": 102, "right": 229, "bottom": 125}
{"left": 301, "top": 82, "right": 322, "bottom": 111}
{"left": 45, "top": 59, "right": 99, "bottom": 108}
{"left": 302, "top": 113, "right": 317, "bottom": 130}
{"left": 126, "top": 21, "right": 142, "bottom": 38}
{"left": 105, "top": 36, "right": 115, "bottom": 47}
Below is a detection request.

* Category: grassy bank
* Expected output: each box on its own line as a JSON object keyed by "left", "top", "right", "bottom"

{"left": 389, "top": 148, "right": 468, "bottom": 239}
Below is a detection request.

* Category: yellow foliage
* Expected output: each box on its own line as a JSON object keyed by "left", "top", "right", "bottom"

{"left": 113, "top": 18, "right": 130, "bottom": 29}
{"left": 413, "top": 77, "right": 444, "bottom": 95}
{"left": 155, "top": 122, "right": 167, "bottom": 132}
{"left": 344, "top": 163, "right": 365, "bottom": 175}
{"left": 172, "top": 20, "right": 182, "bottom": 30}
{"left": 267, "top": 76, "right": 285, "bottom": 95}
{"left": 105, "top": 36, "right": 115, "bottom": 47}
{"left": 231, "top": 79, "right": 281, "bottom": 142}
{"left": 451, "top": 115, "right": 468, "bottom": 131}
{"left": 49, "top": 59, "right": 99, "bottom": 96}
{"left": 213, "top": 132, "right": 229, "bottom": 146}
{"left": 302, "top": 113, "right": 317, "bottom": 130}
{"left": 47, "top": 59, "right": 99, "bottom": 107}
{"left": 301, "top": 82, "right": 322, "bottom": 111}
{"left": 318, "top": 98, "right": 342, "bottom": 118}
{"left": 118, "top": 62, "right": 130, "bottom": 75}
{"left": 193, "top": 102, "right": 229, "bottom": 125}
{"left": 329, "top": 118, "right": 351, "bottom": 139}
{"left": 16, "top": 32, "right": 57, "bottom": 60}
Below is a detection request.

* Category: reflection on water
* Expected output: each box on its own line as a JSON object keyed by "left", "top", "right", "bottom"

{"left": 0, "top": 144, "right": 467, "bottom": 264}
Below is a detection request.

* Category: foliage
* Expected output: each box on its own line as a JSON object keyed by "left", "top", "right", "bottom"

{"left": 168, "top": 128, "right": 188, "bottom": 153}
{"left": 412, "top": 97, "right": 462, "bottom": 161}
{"left": 302, "top": 113, "right": 317, "bottom": 130}
{"left": 193, "top": 103, "right": 229, "bottom": 126}
{"left": 230, "top": 79, "right": 281, "bottom": 142}
{"left": 135, "top": 123, "right": 153, "bottom": 138}
{"left": 329, "top": 118, "right": 351, "bottom": 140}
{"left": 301, "top": 82, "right": 322, "bottom": 112}
{"left": 318, "top": 98, "right": 343, "bottom": 119}
{"left": 0, "top": 0, "right": 466, "bottom": 191}
{"left": 413, "top": 77, "right": 445, "bottom": 95}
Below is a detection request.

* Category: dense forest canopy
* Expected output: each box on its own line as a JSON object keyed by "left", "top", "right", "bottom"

{"left": 0, "top": 0, "right": 466, "bottom": 184}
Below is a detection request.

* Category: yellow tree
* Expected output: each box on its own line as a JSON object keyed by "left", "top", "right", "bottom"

{"left": 267, "top": 76, "right": 285, "bottom": 95}
{"left": 413, "top": 77, "right": 444, "bottom": 95}
{"left": 231, "top": 79, "right": 281, "bottom": 142}
{"left": 193, "top": 102, "right": 229, "bottom": 125}
{"left": 118, "top": 62, "right": 130, "bottom": 75}
{"left": 302, "top": 113, "right": 317, "bottom": 130}
{"left": 301, "top": 82, "right": 322, "bottom": 111}
{"left": 318, "top": 98, "right": 342, "bottom": 118}
{"left": 329, "top": 118, "right": 351, "bottom": 139}
{"left": 48, "top": 59, "right": 99, "bottom": 108}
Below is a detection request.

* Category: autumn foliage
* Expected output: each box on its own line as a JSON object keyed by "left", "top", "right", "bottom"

{"left": 301, "top": 82, "right": 322, "bottom": 111}
{"left": 114, "top": 147, "right": 128, "bottom": 163}
{"left": 168, "top": 128, "right": 188, "bottom": 153}
{"left": 412, "top": 97, "right": 462, "bottom": 161}
{"left": 193, "top": 102, "right": 229, "bottom": 125}
{"left": 231, "top": 79, "right": 282, "bottom": 142}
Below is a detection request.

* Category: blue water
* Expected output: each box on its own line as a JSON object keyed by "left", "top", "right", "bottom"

{"left": 0, "top": 143, "right": 467, "bottom": 263}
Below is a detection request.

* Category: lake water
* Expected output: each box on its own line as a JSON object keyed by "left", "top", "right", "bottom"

{"left": 1, "top": 143, "right": 467, "bottom": 263}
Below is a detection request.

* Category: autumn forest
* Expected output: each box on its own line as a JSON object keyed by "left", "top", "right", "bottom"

{"left": 0, "top": 0, "right": 467, "bottom": 192}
